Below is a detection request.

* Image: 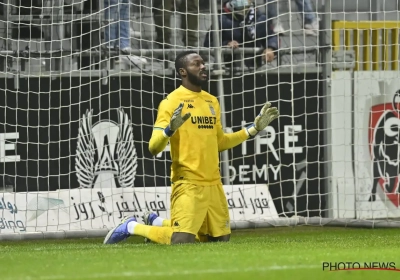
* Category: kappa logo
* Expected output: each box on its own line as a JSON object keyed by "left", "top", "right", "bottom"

{"left": 369, "top": 81, "right": 400, "bottom": 207}
{"left": 187, "top": 104, "right": 195, "bottom": 109}
{"left": 75, "top": 108, "right": 137, "bottom": 189}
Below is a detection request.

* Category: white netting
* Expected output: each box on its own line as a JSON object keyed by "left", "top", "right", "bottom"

{"left": 1, "top": 0, "right": 400, "bottom": 240}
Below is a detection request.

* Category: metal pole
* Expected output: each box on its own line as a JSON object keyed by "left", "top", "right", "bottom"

{"left": 371, "top": 0, "right": 381, "bottom": 21}
{"left": 210, "top": 1, "right": 230, "bottom": 185}
{"left": 287, "top": 0, "right": 298, "bottom": 218}
{"left": 2, "top": 0, "right": 10, "bottom": 71}
{"left": 0, "top": 47, "right": 319, "bottom": 57}
{"left": 322, "top": 0, "right": 333, "bottom": 218}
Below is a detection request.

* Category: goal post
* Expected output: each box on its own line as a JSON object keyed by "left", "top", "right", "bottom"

{"left": 2, "top": 0, "right": 400, "bottom": 241}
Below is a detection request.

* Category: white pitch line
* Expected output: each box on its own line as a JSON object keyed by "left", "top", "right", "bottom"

{"left": 5, "top": 265, "right": 320, "bottom": 280}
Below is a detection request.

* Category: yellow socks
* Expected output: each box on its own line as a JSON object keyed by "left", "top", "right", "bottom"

{"left": 162, "top": 219, "right": 171, "bottom": 227}
{"left": 132, "top": 223, "right": 173, "bottom": 245}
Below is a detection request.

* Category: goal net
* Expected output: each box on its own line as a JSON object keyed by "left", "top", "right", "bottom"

{"left": 1, "top": 0, "right": 400, "bottom": 240}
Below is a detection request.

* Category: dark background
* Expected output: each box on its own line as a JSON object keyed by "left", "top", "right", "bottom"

{"left": 0, "top": 73, "right": 326, "bottom": 217}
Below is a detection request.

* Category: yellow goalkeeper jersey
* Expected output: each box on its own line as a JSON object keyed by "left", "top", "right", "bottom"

{"left": 150, "top": 85, "right": 248, "bottom": 185}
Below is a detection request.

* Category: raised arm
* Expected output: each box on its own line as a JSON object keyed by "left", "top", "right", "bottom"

{"left": 216, "top": 101, "right": 249, "bottom": 152}
{"left": 216, "top": 100, "right": 280, "bottom": 152}
{"left": 149, "top": 101, "right": 191, "bottom": 156}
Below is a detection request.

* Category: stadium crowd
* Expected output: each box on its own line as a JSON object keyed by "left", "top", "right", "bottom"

{"left": 102, "top": 0, "right": 318, "bottom": 68}
{"left": 9, "top": 0, "right": 318, "bottom": 71}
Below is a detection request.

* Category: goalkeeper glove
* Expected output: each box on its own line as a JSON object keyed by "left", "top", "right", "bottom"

{"left": 163, "top": 103, "right": 191, "bottom": 137}
{"left": 246, "top": 102, "right": 279, "bottom": 137}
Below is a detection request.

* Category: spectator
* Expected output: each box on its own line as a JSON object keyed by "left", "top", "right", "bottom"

{"left": 129, "top": 0, "right": 142, "bottom": 39}
{"left": 152, "top": 0, "right": 199, "bottom": 48}
{"left": 104, "top": 0, "right": 146, "bottom": 64}
{"left": 267, "top": 0, "right": 319, "bottom": 36}
{"left": 64, "top": 0, "right": 84, "bottom": 12}
{"left": 204, "top": 0, "right": 278, "bottom": 68}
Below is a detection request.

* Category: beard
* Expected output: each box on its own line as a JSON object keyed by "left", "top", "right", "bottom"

{"left": 187, "top": 70, "right": 206, "bottom": 87}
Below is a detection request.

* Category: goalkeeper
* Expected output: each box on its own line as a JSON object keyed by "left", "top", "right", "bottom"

{"left": 104, "top": 51, "right": 279, "bottom": 245}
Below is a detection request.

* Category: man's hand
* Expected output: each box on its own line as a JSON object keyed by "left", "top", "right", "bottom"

{"left": 164, "top": 103, "right": 191, "bottom": 137}
{"left": 227, "top": 40, "right": 239, "bottom": 49}
{"left": 246, "top": 102, "right": 279, "bottom": 137}
{"left": 262, "top": 48, "right": 275, "bottom": 62}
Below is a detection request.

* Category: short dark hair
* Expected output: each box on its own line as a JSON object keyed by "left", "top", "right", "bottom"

{"left": 175, "top": 51, "right": 198, "bottom": 77}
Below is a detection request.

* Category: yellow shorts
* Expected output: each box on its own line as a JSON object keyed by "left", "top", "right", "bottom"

{"left": 170, "top": 182, "right": 231, "bottom": 238}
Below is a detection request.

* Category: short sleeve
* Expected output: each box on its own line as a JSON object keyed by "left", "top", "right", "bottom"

{"left": 154, "top": 99, "right": 172, "bottom": 130}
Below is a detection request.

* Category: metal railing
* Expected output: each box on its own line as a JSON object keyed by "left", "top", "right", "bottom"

{"left": 332, "top": 21, "right": 400, "bottom": 71}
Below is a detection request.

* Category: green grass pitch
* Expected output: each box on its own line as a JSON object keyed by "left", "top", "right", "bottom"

{"left": 1, "top": 227, "right": 399, "bottom": 280}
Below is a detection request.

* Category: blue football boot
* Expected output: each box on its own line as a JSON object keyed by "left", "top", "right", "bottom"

{"left": 103, "top": 216, "right": 137, "bottom": 245}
